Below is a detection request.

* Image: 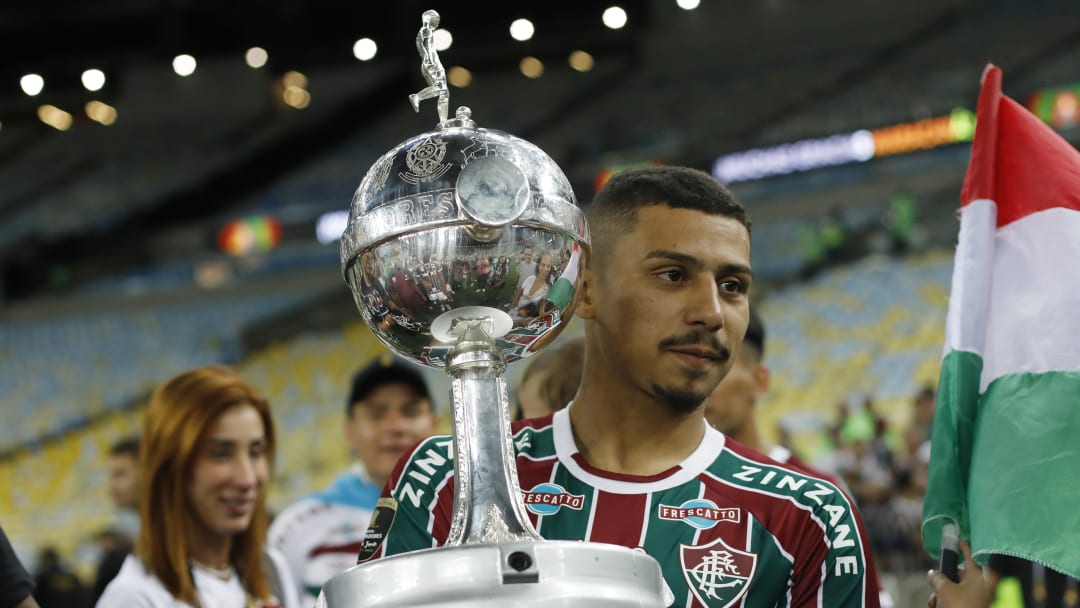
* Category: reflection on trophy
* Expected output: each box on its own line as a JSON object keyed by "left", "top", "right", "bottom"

{"left": 324, "top": 9, "right": 668, "bottom": 608}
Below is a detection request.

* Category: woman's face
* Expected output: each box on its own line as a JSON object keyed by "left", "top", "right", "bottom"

{"left": 187, "top": 404, "right": 269, "bottom": 541}
{"left": 537, "top": 255, "right": 552, "bottom": 280}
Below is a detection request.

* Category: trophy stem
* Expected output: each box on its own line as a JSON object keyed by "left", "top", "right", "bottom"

{"left": 444, "top": 323, "right": 542, "bottom": 546}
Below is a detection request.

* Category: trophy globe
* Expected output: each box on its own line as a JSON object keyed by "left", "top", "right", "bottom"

{"left": 340, "top": 102, "right": 586, "bottom": 370}
{"left": 326, "top": 10, "right": 669, "bottom": 608}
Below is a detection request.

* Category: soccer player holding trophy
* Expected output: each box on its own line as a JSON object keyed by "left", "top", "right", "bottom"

{"left": 323, "top": 10, "right": 878, "bottom": 608}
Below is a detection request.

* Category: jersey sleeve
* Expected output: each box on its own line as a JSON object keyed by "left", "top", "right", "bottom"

{"left": 789, "top": 478, "right": 879, "bottom": 608}
{"left": 359, "top": 436, "right": 455, "bottom": 562}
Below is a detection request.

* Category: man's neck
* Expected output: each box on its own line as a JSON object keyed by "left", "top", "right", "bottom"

{"left": 569, "top": 380, "right": 706, "bottom": 477}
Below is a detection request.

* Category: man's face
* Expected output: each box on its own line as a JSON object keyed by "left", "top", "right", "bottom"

{"left": 703, "top": 347, "right": 768, "bottom": 436}
{"left": 346, "top": 383, "right": 437, "bottom": 487}
{"left": 522, "top": 248, "right": 533, "bottom": 264}
{"left": 579, "top": 205, "right": 752, "bottom": 414}
{"left": 107, "top": 453, "right": 141, "bottom": 510}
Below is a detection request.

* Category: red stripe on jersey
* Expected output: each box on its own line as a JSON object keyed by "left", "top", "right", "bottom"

{"left": 570, "top": 453, "right": 682, "bottom": 484}
{"left": 309, "top": 541, "right": 362, "bottom": 558}
{"left": 512, "top": 412, "right": 555, "bottom": 431}
{"left": 586, "top": 491, "right": 648, "bottom": 546}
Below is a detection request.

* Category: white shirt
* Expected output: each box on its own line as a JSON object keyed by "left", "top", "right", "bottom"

{"left": 96, "top": 550, "right": 298, "bottom": 608}
{"left": 517, "top": 275, "right": 549, "bottom": 309}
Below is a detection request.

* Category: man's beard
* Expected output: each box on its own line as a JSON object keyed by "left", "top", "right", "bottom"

{"left": 652, "top": 383, "right": 708, "bottom": 415}
{"left": 651, "top": 329, "right": 729, "bottom": 415}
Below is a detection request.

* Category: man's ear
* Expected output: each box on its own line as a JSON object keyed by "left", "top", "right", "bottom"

{"left": 752, "top": 363, "right": 771, "bottom": 398}
{"left": 574, "top": 267, "right": 598, "bottom": 320}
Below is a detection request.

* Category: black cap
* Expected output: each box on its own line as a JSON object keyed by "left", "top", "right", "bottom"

{"left": 347, "top": 355, "right": 431, "bottom": 415}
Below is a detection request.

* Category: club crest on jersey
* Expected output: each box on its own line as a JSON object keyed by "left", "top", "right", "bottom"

{"left": 658, "top": 499, "right": 740, "bottom": 530}
{"left": 522, "top": 483, "right": 585, "bottom": 515}
{"left": 680, "top": 537, "right": 756, "bottom": 608}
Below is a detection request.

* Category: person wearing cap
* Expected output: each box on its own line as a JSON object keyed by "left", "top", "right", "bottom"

{"left": 267, "top": 356, "right": 437, "bottom": 607}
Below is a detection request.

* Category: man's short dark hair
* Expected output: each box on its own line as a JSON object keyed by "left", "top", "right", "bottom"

{"left": 347, "top": 356, "right": 432, "bottom": 416}
{"left": 587, "top": 166, "right": 750, "bottom": 264}
{"left": 109, "top": 436, "right": 140, "bottom": 458}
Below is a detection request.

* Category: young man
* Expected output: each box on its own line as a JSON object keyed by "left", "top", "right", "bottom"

{"left": 365, "top": 167, "right": 880, "bottom": 607}
{"left": 268, "top": 357, "right": 437, "bottom": 606}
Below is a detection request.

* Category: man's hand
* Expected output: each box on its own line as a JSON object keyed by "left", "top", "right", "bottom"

{"left": 927, "top": 541, "right": 990, "bottom": 608}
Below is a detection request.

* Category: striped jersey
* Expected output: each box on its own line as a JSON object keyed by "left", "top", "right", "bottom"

{"left": 367, "top": 408, "right": 880, "bottom": 608}
{"left": 269, "top": 464, "right": 382, "bottom": 607}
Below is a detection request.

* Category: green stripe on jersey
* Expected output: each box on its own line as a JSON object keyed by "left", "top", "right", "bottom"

{"left": 741, "top": 517, "right": 796, "bottom": 608}
{"left": 535, "top": 464, "right": 596, "bottom": 540}
{"left": 513, "top": 423, "right": 556, "bottom": 459}
{"left": 386, "top": 435, "right": 454, "bottom": 555}
{"left": 643, "top": 481, "right": 708, "bottom": 596}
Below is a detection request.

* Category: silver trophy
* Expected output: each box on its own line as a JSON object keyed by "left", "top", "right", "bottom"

{"left": 322, "top": 10, "right": 669, "bottom": 608}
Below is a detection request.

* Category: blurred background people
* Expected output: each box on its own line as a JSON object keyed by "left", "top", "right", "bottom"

{"left": 90, "top": 436, "right": 141, "bottom": 604}
{"left": 514, "top": 336, "right": 585, "bottom": 420}
{"left": 32, "top": 546, "right": 87, "bottom": 608}
{"left": 97, "top": 365, "right": 297, "bottom": 608}
{"left": 1, "top": 525, "right": 39, "bottom": 608}
{"left": 703, "top": 308, "right": 841, "bottom": 484}
{"left": 268, "top": 357, "right": 436, "bottom": 606}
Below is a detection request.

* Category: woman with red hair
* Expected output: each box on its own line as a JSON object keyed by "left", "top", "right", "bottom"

{"left": 97, "top": 365, "right": 297, "bottom": 608}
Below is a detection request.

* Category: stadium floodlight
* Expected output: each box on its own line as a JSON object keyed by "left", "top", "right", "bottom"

{"left": 245, "top": 47, "right": 269, "bottom": 69}
{"left": 602, "top": 6, "right": 628, "bottom": 29}
{"left": 81, "top": 69, "right": 106, "bottom": 92}
{"left": 173, "top": 54, "right": 197, "bottom": 77}
{"left": 433, "top": 29, "right": 453, "bottom": 51}
{"left": 353, "top": 38, "right": 377, "bottom": 61}
{"left": 20, "top": 74, "right": 44, "bottom": 96}
{"left": 509, "top": 18, "right": 535, "bottom": 41}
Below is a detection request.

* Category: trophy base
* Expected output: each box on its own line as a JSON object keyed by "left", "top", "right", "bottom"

{"left": 318, "top": 541, "right": 671, "bottom": 607}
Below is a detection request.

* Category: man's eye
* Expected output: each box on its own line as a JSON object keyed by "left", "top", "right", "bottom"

{"left": 720, "top": 278, "right": 747, "bottom": 293}
{"left": 658, "top": 270, "right": 684, "bottom": 283}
